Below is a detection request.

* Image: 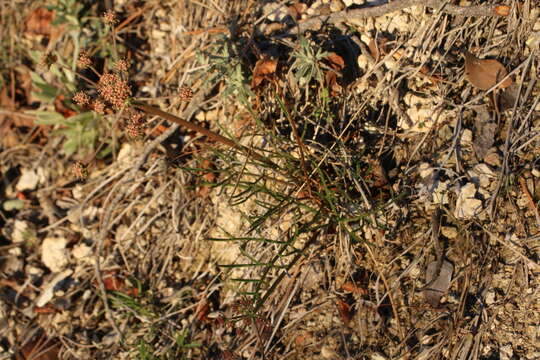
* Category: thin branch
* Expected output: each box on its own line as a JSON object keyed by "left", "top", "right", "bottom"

{"left": 133, "top": 101, "right": 279, "bottom": 168}
{"left": 294, "top": 0, "right": 508, "bottom": 33}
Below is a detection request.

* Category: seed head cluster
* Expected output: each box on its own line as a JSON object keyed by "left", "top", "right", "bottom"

{"left": 179, "top": 85, "right": 194, "bottom": 101}
{"left": 115, "top": 59, "right": 129, "bottom": 72}
{"left": 77, "top": 51, "right": 92, "bottom": 69}
{"left": 91, "top": 99, "right": 106, "bottom": 114}
{"left": 97, "top": 73, "right": 131, "bottom": 109}
{"left": 103, "top": 10, "right": 117, "bottom": 25}
{"left": 73, "top": 91, "right": 90, "bottom": 107}
{"left": 125, "top": 111, "right": 146, "bottom": 139}
{"left": 72, "top": 161, "right": 88, "bottom": 180}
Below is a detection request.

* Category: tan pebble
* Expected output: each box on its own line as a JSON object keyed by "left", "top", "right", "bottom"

{"left": 483, "top": 149, "right": 502, "bottom": 167}
{"left": 441, "top": 226, "right": 458, "bottom": 239}
{"left": 330, "top": 0, "right": 345, "bottom": 12}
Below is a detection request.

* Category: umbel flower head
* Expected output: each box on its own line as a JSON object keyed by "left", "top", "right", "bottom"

{"left": 97, "top": 73, "right": 131, "bottom": 109}
{"left": 72, "top": 161, "right": 88, "bottom": 181}
{"left": 72, "top": 91, "right": 90, "bottom": 107}
{"left": 125, "top": 111, "right": 146, "bottom": 139}
{"left": 77, "top": 51, "right": 92, "bottom": 69}
{"left": 103, "top": 10, "right": 117, "bottom": 25}
{"left": 179, "top": 85, "right": 194, "bottom": 101}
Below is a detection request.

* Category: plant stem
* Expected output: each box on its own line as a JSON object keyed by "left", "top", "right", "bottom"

{"left": 132, "top": 101, "right": 277, "bottom": 167}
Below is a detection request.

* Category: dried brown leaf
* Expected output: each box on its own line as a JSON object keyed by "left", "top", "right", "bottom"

{"left": 251, "top": 57, "right": 277, "bottom": 88}
{"left": 463, "top": 50, "right": 512, "bottom": 90}
{"left": 341, "top": 281, "right": 367, "bottom": 295}
{"left": 325, "top": 52, "right": 345, "bottom": 71}
{"left": 336, "top": 299, "right": 352, "bottom": 325}
{"left": 17, "top": 334, "right": 60, "bottom": 360}
{"left": 25, "top": 8, "right": 55, "bottom": 36}
{"left": 368, "top": 37, "right": 388, "bottom": 62}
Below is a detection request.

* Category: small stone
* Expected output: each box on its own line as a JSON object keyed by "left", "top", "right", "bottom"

{"left": 418, "top": 163, "right": 432, "bottom": 178}
{"left": 469, "top": 163, "right": 495, "bottom": 189}
{"left": 454, "top": 183, "right": 482, "bottom": 219}
{"left": 484, "top": 149, "right": 502, "bottom": 167}
{"left": 330, "top": 0, "right": 345, "bottom": 12}
{"left": 117, "top": 143, "right": 134, "bottom": 165}
{"left": 72, "top": 243, "right": 92, "bottom": 260}
{"left": 2, "top": 256, "right": 23, "bottom": 275}
{"left": 461, "top": 129, "right": 473, "bottom": 145}
{"left": 41, "top": 237, "right": 69, "bottom": 272}
{"left": 485, "top": 290, "right": 496, "bottom": 305}
{"left": 441, "top": 226, "right": 458, "bottom": 239}
{"left": 36, "top": 269, "right": 73, "bottom": 307}
{"left": 526, "top": 32, "right": 540, "bottom": 51}
{"left": 500, "top": 344, "right": 513, "bottom": 360}
{"left": 16, "top": 169, "right": 39, "bottom": 191}
{"left": 321, "top": 345, "right": 338, "bottom": 359}
{"left": 370, "top": 352, "right": 387, "bottom": 360}
{"left": 356, "top": 54, "right": 369, "bottom": 71}
{"left": 12, "top": 220, "right": 29, "bottom": 243}
{"left": 205, "top": 108, "right": 220, "bottom": 122}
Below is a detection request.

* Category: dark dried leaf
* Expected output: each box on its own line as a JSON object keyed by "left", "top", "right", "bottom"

{"left": 463, "top": 50, "right": 512, "bottom": 90}
{"left": 424, "top": 260, "right": 453, "bottom": 307}
{"left": 336, "top": 299, "right": 352, "bottom": 325}
{"left": 325, "top": 52, "right": 345, "bottom": 71}
{"left": 16, "top": 334, "right": 60, "bottom": 360}
{"left": 251, "top": 57, "right": 277, "bottom": 88}
{"left": 368, "top": 37, "right": 388, "bottom": 62}
{"left": 473, "top": 106, "right": 496, "bottom": 160}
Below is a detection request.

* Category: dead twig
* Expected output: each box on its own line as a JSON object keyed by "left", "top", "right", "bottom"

{"left": 293, "top": 0, "right": 509, "bottom": 33}
{"left": 133, "top": 101, "right": 278, "bottom": 168}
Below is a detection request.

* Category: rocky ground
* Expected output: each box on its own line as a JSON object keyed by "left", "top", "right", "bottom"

{"left": 1, "top": 0, "right": 539, "bottom": 359}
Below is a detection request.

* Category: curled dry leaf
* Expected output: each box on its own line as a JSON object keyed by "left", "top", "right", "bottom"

{"left": 96, "top": 270, "right": 139, "bottom": 296}
{"left": 325, "top": 52, "right": 345, "bottom": 71}
{"left": 324, "top": 53, "right": 345, "bottom": 96}
{"left": 341, "top": 281, "right": 367, "bottom": 295}
{"left": 368, "top": 37, "right": 389, "bottom": 62}
{"left": 251, "top": 57, "right": 278, "bottom": 88}
{"left": 336, "top": 299, "right": 352, "bottom": 325}
{"left": 463, "top": 50, "right": 512, "bottom": 90}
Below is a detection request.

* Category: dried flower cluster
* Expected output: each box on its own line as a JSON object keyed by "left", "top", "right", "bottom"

{"left": 125, "top": 111, "right": 146, "bottom": 139}
{"left": 92, "top": 99, "right": 106, "bottom": 114}
{"left": 77, "top": 51, "right": 92, "bottom": 69}
{"left": 103, "top": 10, "right": 117, "bottom": 25}
{"left": 97, "top": 73, "right": 131, "bottom": 109}
{"left": 72, "top": 161, "right": 88, "bottom": 180}
{"left": 179, "top": 85, "right": 194, "bottom": 101}
{"left": 73, "top": 91, "right": 90, "bottom": 107}
{"left": 114, "top": 59, "right": 129, "bottom": 72}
